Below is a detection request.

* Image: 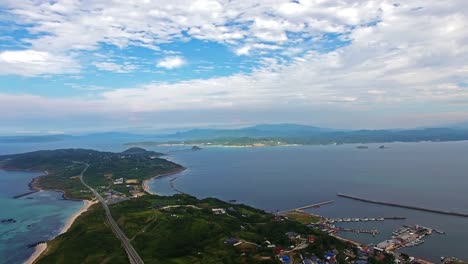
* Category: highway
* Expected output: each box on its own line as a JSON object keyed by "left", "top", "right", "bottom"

{"left": 75, "top": 162, "right": 145, "bottom": 264}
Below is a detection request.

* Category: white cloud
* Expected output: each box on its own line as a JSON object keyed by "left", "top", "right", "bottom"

{"left": 1, "top": 1, "right": 468, "bottom": 129}
{"left": 93, "top": 61, "right": 137, "bottom": 73}
{"left": 156, "top": 56, "right": 186, "bottom": 69}
{"left": 2, "top": 0, "right": 384, "bottom": 55}
{"left": 235, "top": 46, "right": 250, "bottom": 56}
{"left": 0, "top": 50, "right": 79, "bottom": 76}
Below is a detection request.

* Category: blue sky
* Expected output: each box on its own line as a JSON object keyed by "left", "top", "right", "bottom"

{"left": 0, "top": 0, "right": 467, "bottom": 134}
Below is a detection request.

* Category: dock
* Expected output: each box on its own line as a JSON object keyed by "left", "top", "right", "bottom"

{"left": 278, "top": 200, "right": 334, "bottom": 214}
{"left": 338, "top": 193, "right": 468, "bottom": 218}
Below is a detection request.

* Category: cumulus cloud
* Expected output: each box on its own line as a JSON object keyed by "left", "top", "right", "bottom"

{"left": 0, "top": 50, "right": 79, "bottom": 76}
{"left": 156, "top": 56, "right": 186, "bottom": 69}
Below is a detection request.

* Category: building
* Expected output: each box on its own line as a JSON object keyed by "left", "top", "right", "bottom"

{"left": 212, "top": 208, "right": 226, "bottom": 215}
{"left": 113, "top": 178, "right": 124, "bottom": 184}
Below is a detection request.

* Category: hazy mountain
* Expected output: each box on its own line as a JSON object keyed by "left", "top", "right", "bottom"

{"left": 2, "top": 124, "right": 468, "bottom": 145}
{"left": 0, "top": 134, "right": 73, "bottom": 143}
{"left": 158, "top": 124, "right": 338, "bottom": 140}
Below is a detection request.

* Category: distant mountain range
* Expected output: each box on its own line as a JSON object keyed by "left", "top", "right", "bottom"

{"left": 161, "top": 124, "right": 337, "bottom": 140}
{"left": 1, "top": 124, "right": 468, "bottom": 145}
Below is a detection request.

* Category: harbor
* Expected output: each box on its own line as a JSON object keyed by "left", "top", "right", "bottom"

{"left": 375, "top": 224, "right": 445, "bottom": 252}
{"left": 280, "top": 199, "right": 448, "bottom": 257}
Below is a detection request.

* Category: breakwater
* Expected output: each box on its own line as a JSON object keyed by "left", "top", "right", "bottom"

{"left": 13, "top": 190, "right": 38, "bottom": 199}
{"left": 337, "top": 193, "right": 468, "bottom": 218}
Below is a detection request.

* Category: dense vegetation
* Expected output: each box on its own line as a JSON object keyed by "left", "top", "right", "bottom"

{"left": 0, "top": 148, "right": 182, "bottom": 199}
{"left": 38, "top": 194, "right": 353, "bottom": 264}
{"left": 36, "top": 205, "right": 128, "bottom": 264}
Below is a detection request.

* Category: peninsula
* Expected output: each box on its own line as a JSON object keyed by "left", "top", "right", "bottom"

{"left": 0, "top": 148, "right": 448, "bottom": 264}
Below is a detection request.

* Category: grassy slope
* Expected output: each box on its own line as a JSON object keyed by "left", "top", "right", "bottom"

{"left": 111, "top": 195, "right": 350, "bottom": 264}
{"left": 36, "top": 205, "right": 128, "bottom": 264}
{"left": 35, "top": 194, "right": 352, "bottom": 264}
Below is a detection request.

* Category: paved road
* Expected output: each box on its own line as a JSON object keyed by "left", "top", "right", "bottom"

{"left": 75, "top": 162, "right": 145, "bottom": 264}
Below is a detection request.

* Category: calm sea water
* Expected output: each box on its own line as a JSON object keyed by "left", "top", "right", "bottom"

{"left": 0, "top": 171, "right": 83, "bottom": 264}
{"left": 0, "top": 139, "right": 125, "bottom": 264}
{"left": 148, "top": 142, "right": 468, "bottom": 261}
{"left": 2, "top": 140, "right": 468, "bottom": 262}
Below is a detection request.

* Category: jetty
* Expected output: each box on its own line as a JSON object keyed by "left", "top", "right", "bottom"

{"left": 338, "top": 193, "right": 468, "bottom": 218}
{"left": 13, "top": 190, "right": 38, "bottom": 199}
{"left": 278, "top": 200, "right": 334, "bottom": 214}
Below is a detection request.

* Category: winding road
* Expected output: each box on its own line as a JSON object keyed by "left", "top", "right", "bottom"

{"left": 75, "top": 162, "right": 144, "bottom": 264}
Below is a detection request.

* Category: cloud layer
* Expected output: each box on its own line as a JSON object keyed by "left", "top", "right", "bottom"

{"left": 1, "top": 0, "right": 468, "bottom": 131}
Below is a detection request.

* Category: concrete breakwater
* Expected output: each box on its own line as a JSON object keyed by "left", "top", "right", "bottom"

{"left": 337, "top": 193, "right": 468, "bottom": 218}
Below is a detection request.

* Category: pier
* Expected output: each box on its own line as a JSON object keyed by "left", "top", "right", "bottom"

{"left": 278, "top": 200, "right": 334, "bottom": 214}
{"left": 337, "top": 227, "right": 379, "bottom": 235}
{"left": 338, "top": 193, "right": 468, "bottom": 218}
{"left": 327, "top": 216, "right": 405, "bottom": 223}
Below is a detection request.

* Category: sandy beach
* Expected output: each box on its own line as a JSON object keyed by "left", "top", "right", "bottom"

{"left": 23, "top": 199, "right": 95, "bottom": 264}
{"left": 24, "top": 243, "right": 47, "bottom": 264}
{"left": 142, "top": 167, "right": 186, "bottom": 195}
{"left": 58, "top": 199, "right": 95, "bottom": 235}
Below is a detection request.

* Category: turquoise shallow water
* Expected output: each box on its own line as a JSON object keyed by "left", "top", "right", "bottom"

{"left": 0, "top": 170, "right": 83, "bottom": 264}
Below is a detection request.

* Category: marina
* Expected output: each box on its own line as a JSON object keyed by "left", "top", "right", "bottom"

{"left": 376, "top": 225, "right": 441, "bottom": 251}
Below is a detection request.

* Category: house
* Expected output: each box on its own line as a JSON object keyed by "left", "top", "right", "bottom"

{"left": 224, "top": 238, "right": 240, "bottom": 245}
{"left": 212, "top": 208, "right": 226, "bottom": 215}
{"left": 113, "top": 178, "right": 124, "bottom": 184}
{"left": 308, "top": 235, "right": 315, "bottom": 243}
{"left": 285, "top": 231, "right": 300, "bottom": 240}
{"left": 280, "top": 255, "right": 291, "bottom": 263}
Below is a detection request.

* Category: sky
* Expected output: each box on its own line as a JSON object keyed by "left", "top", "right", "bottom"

{"left": 0, "top": 0, "right": 468, "bottom": 134}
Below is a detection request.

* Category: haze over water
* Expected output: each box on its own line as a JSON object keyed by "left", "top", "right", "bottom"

{"left": 149, "top": 142, "right": 468, "bottom": 261}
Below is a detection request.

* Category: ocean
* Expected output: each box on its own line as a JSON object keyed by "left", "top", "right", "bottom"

{"left": 147, "top": 142, "right": 468, "bottom": 261}
{"left": 0, "top": 170, "right": 83, "bottom": 264}
{"left": 1, "top": 140, "right": 467, "bottom": 262}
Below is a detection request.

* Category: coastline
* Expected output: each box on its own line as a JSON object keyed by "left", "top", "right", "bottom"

{"left": 23, "top": 199, "right": 95, "bottom": 264}
{"left": 142, "top": 167, "right": 186, "bottom": 195}
{"left": 24, "top": 243, "right": 47, "bottom": 264}
{"left": 58, "top": 199, "right": 95, "bottom": 235}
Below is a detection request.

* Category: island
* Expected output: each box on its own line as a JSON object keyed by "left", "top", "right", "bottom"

{"left": 0, "top": 148, "right": 445, "bottom": 264}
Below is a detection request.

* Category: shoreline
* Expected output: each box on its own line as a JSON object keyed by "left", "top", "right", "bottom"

{"left": 58, "top": 199, "right": 95, "bottom": 235}
{"left": 23, "top": 199, "right": 95, "bottom": 264}
{"left": 142, "top": 167, "right": 186, "bottom": 195}
{"left": 9, "top": 169, "right": 94, "bottom": 264}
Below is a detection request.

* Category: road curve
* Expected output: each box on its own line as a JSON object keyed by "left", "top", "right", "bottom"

{"left": 75, "top": 162, "right": 145, "bottom": 264}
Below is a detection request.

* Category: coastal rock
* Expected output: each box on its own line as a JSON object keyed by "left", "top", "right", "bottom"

{"left": 1, "top": 218, "right": 16, "bottom": 223}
